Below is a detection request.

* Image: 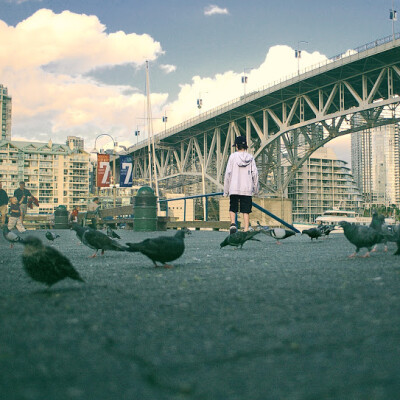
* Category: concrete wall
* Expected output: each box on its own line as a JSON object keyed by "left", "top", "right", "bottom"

{"left": 219, "top": 197, "right": 293, "bottom": 228}
{"left": 165, "top": 193, "right": 195, "bottom": 221}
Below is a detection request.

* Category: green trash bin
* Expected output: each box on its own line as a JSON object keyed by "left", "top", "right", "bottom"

{"left": 54, "top": 205, "right": 69, "bottom": 229}
{"left": 134, "top": 186, "right": 157, "bottom": 231}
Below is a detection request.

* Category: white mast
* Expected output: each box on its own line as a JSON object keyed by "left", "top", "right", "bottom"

{"left": 145, "top": 61, "right": 160, "bottom": 206}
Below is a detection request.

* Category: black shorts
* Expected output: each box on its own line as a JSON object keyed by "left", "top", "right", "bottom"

{"left": 229, "top": 195, "right": 252, "bottom": 214}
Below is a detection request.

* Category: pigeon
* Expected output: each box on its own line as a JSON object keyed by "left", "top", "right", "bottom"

{"left": 393, "top": 227, "right": 400, "bottom": 255}
{"left": 220, "top": 230, "right": 261, "bottom": 249}
{"left": 107, "top": 226, "right": 121, "bottom": 239}
{"left": 369, "top": 212, "right": 389, "bottom": 252}
{"left": 257, "top": 223, "right": 295, "bottom": 245}
{"left": 181, "top": 227, "right": 192, "bottom": 235}
{"left": 21, "top": 236, "right": 84, "bottom": 287}
{"left": 302, "top": 228, "right": 322, "bottom": 240}
{"left": 82, "top": 229, "right": 128, "bottom": 258}
{"left": 71, "top": 223, "right": 92, "bottom": 244}
{"left": 125, "top": 230, "right": 186, "bottom": 268}
{"left": 2, "top": 225, "right": 23, "bottom": 249}
{"left": 45, "top": 231, "right": 60, "bottom": 243}
{"left": 317, "top": 224, "right": 335, "bottom": 237}
{"left": 339, "top": 220, "right": 383, "bottom": 258}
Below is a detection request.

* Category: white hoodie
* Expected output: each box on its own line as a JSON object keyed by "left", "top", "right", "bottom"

{"left": 223, "top": 151, "right": 259, "bottom": 196}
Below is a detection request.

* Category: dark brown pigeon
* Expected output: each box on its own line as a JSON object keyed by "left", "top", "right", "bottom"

{"left": 21, "top": 236, "right": 84, "bottom": 287}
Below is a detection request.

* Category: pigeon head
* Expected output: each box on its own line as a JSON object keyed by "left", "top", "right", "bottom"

{"left": 175, "top": 230, "right": 186, "bottom": 239}
{"left": 21, "top": 236, "right": 43, "bottom": 247}
{"left": 338, "top": 221, "right": 350, "bottom": 229}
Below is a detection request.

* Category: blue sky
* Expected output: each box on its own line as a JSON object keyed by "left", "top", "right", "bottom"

{"left": 0, "top": 0, "right": 398, "bottom": 160}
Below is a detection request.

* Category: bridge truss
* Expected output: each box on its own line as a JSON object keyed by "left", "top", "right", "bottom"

{"left": 127, "top": 38, "right": 400, "bottom": 197}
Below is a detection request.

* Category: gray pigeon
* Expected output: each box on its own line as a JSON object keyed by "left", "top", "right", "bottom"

{"left": 45, "top": 231, "right": 60, "bottom": 243}
{"left": 82, "top": 229, "right": 128, "bottom": 258}
{"left": 317, "top": 225, "right": 335, "bottom": 237}
{"left": 339, "top": 221, "right": 383, "bottom": 258}
{"left": 220, "top": 230, "right": 261, "bottom": 249}
{"left": 302, "top": 228, "right": 322, "bottom": 240}
{"left": 3, "top": 225, "right": 23, "bottom": 249}
{"left": 106, "top": 226, "right": 121, "bottom": 239}
{"left": 126, "top": 230, "right": 186, "bottom": 268}
{"left": 71, "top": 223, "right": 92, "bottom": 244}
{"left": 21, "top": 236, "right": 84, "bottom": 287}
{"left": 259, "top": 226, "right": 295, "bottom": 244}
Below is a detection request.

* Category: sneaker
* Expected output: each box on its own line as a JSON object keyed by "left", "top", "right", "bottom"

{"left": 229, "top": 224, "right": 237, "bottom": 235}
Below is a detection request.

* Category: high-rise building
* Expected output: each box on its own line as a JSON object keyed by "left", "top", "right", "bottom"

{"left": 0, "top": 139, "right": 90, "bottom": 213}
{"left": 288, "top": 147, "right": 363, "bottom": 223}
{"left": 0, "top": 85, "right": 12, "bottom": 141}
{"left": 351, "top": 124, "right": 400, "bottom": 207}
{"left": 66, "top": 136, "right": 84, "bottom": 151}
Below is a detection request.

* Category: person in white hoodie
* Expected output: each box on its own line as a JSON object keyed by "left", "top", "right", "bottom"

{"left": 224, "top": 136, "right": 259, "bottom": 234}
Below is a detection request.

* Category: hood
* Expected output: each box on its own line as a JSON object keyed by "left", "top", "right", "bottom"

{"left": 236, "top": 152, "right": 253, "bottom": 167}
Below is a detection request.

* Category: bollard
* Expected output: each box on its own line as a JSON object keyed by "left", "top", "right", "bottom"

{"left": 134, "top": 186, "right": 157, "bottom": 231}
{"left": 54, "top": 205, "right": 69, "bottom": 229}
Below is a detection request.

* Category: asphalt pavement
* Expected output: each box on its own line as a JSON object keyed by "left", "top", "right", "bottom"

{"left": 1, "top": 228, "right": 400, "bottom": 400}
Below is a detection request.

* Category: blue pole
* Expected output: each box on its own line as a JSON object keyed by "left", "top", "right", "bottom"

{"left": 252, "top": 202, "right": 300, "bottom": 233}
{"left": 184, "top": 199, "right": 186, "bottom": 222}
{"left": 205, "top": 197, "right": 208, "bottom": 221}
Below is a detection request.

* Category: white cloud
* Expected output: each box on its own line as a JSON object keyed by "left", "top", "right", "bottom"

{"left": 0, "top": 9, "right": 165, "bottom": 148}
{"left": 154, "top": 45, "right": 328, "bottom": 135}
{"left": 204, "top": 5, "right": 229, "bottom": 16}
{"left": 6, "top": 0, "right": 42, "bottom": 4}
{"left": 159, "top": 64, "right": 177, "bottom": 74}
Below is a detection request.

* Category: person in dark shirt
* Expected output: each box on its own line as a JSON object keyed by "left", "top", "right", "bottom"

{"left": 8, "top": 196, "right": 26, "bottom": 232}
{"left": 13, "top": 181, "right": 32, "bottom": 221}
{"left": 0, "top": 182, "right": 9, "bottom": 225}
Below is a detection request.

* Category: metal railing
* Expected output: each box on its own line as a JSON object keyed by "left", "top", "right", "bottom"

{"left": 159, "top": 192, "right": 299, "bottom": 232}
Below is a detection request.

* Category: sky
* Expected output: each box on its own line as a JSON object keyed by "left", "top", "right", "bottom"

{"left": 0, "top": 0, "right": 398, "bottom": 162}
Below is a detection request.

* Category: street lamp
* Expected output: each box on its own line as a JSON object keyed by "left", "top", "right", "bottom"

{"left": 241, "top": 67, "right": 253, "bottom": 96}
{"left": 91, "top": 133, "right": 117, "bottom": 208}
{"left": 295, "top": 40, "right": 308, "bottom": 75}
{"left": 390, "top": 0, "right": 397, "bottom": 41}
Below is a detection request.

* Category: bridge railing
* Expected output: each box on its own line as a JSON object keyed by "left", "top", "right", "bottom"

{"left": 129, "top": 32, "right": 400, "bottom": 152}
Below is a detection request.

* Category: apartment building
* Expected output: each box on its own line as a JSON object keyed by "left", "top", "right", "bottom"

{"left": 0, "top": 138, "right": 90, "bottom": 214}
{"left": 351, "top": 123, "right": 400, "bottom": 207}
{"left": 0, "top": 85, "right": 12, "bottom": 141}
{"left": 288, "top": 147, "right": 363, "bottom": 223}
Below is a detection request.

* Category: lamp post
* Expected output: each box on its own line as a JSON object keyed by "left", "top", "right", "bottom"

{"left": 197, "top": 92, "right": 208, "bottom": 115}
{"left": 390, "top": 0, "right": 397, "bottom": 41}
{"left": 241, "top": 67, "right": 253, "bottom": 96}
{"left": 295, "top": 41, "right": 308, "bottom": 75}
{"left": 91, "top": 133, "right": 117, "bottom": 208}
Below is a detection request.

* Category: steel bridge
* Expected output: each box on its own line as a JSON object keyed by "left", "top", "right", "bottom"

{"left": 126, "top": 34, "right": 400, "bottom": 196}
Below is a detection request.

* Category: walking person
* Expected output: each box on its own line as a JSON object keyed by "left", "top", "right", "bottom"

{"left": 13, "top": 181, "right": 32, "bottom": 221}
{"left": 7, "top": 196, "right": 26, "bottom": 233}
{"left": 223, "top": 136, "right": 259, "bottom": 234}
{"left": 0, "top": 182, "right": 9, "bottom": 225}
{"left": 86, "top": 197, "right": 100, "bottom": 229}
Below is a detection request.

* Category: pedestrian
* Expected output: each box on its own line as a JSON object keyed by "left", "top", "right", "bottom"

{"left": 8, "top": 196, "right": 26, "bottom": 233}
{"left": 223, "top": 136, "right": 259, "bottom": 234}
{"left": 70, "top": 206, "right": 80, "bottom": 223}
{"left": 0, "top": 182, "right": 9, "bottom": 225}
{"left": 86, "top": 197, "right": 100, "bottom": 229}
{"left": 13, "top": 181, "right": 32, "bottom": 221}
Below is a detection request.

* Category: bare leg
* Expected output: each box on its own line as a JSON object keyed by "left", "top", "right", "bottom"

{"left": 229, "top": 211, "right": 236, "bottom": 225}
{"left": 243, "top": 213, "right": 249, "bottom": 232}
